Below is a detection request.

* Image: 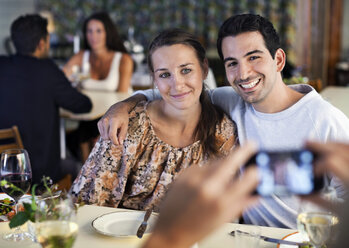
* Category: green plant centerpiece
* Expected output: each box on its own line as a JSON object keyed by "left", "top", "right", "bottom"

{"left": 1, "top": 176, "right": 80, "bottom": 248}
{"left": 0, "top": 176, "right": 58, "bottom": 228}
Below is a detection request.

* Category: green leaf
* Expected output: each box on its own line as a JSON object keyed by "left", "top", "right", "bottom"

{"left": 9, "top": 212, "right": 29, "bottom": 229}
{"left": 22, "top": 200, "right": 38, "bottom": 222}
{"left": 30, "top": 184, "right": 38, "bottom": 211}
{"left": 23, "top": 202, "right": 33, "bottom": 212}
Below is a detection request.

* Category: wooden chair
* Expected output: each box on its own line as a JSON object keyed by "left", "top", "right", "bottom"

{"left": 0, "top": 125, "right": 24, "bottom": 153}
{"left": 0, "top": 126, "right": 73, "bottom": 191}
{"left": 57, "top": 174, "right": 72, "bottom": 192}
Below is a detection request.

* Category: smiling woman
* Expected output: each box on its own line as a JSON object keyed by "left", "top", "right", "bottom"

{"left": 63, "top": 12, "right": 133, "bottom": 93}
{"left": 70, "top": 29, "right": 238, "bottom": 212}
{"left": 148, "top": 44, "right": 204, "bottom": 147}
{"left": 63, "top": 12, "right": 135, "bottom": 162}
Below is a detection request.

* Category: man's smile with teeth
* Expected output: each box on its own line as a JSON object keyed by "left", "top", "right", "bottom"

{"left": 239, "top": 78, "right": 261, "bottom": 89}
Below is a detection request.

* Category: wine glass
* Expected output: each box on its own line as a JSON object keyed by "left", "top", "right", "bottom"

{"left": 35, "top": 194, "right": 78, "bottom": 248}
{"left": 0, "top": 149, "right": 32, "bottom": 241}
{"left": 71, "top": 64, "right": 90, "bottom": 89}
{"left": 297, "top": 212, "right": 339, "bottom": 248}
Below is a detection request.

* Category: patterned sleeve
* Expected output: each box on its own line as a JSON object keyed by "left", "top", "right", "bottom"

{"left": 215, "top": 114, "right": 239, "bottom": 156}
{"left": 70, "top": 138, "right": 130, "bottom": 207}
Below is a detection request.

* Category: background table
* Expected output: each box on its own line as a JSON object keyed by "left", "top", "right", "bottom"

{"left": 60, "top": 90, "right": 130, "bottom": 121}
{"left": 320, "top": 86, "right": 349, "bottom": 118}
{"left": 0, "top": 205, "right": 295, "bottom": 248}
{"left": 59, "top": 90, "right": 130, "bottom": 159}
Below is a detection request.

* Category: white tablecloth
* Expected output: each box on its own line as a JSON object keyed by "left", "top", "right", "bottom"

{"left": 0, "top": 205, "right": 295, "bottom": 248}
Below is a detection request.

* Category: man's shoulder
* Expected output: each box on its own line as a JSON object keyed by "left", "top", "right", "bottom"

{"left": 0, "top": 55, "right": 9, "bottom": 60}
{"left": 205, "top": 86, "right": 245, "bottom": 116}
{"left": 211, "top": 86, "right": 239, "bottom": 95}
{"left": 31, "top": 58, "right": 64, "bottom": 78}
{"left": 301, "top": 91, "right": 349, "bottom": 129}
{"left": 211, "top": 86, "right": 241, "bottom": 102}
{"left": 212, "top": 86, "right": 244, "bottom": 104}
{"left": 288, "top": 84, "right": 314, "bottom": 94}
{"left": 0, "top": 54, "right": 15, "bottom": 65}
{"left": 0, "top": 55, "right": 57, "bottom": 69}
{"left": 301, "top": 89, "right": 338, "bottom": 112}
{"left": 35, "top": 57, "right": 58, "bottom": 68}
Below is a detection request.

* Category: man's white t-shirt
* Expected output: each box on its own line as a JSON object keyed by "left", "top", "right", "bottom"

{"left": 140, "top": 84, "right": 349, "bottom": 228}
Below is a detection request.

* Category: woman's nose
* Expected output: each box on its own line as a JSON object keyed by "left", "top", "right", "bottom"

{"left": 172, "top": 74, "right": 185, "bottom": 91}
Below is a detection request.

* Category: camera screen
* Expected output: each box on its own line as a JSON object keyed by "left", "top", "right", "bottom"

{"left": 254, "top": 150, "right": 315, "bottom": 196}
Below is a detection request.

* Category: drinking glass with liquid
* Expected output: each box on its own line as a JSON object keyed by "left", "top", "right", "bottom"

{"left": 35, "top": 194, "right": 78, "bottom": 248}
{"left": 0, "top": 149, "right": 32, "bottom": 242}
{"left": 297, "top": 211, "right": 339, "bottom": 248}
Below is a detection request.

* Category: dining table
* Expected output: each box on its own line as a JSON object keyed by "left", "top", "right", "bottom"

{"left": 0, "top": 205, "right": 296, "bottom": 248}
{"left": 320, "top": 85, "right": 349, "bottom": 118}
{"left": 59, "top": 90, "right": 131, "bottom": 159}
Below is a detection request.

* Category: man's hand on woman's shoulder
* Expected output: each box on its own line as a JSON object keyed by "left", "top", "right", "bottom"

{"left": 98, "top": 94, "right": 147, "bottom": 145}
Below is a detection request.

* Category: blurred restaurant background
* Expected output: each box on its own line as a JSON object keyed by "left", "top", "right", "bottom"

{"left": 0, "top": 0, "right": 348, "bottom": 90}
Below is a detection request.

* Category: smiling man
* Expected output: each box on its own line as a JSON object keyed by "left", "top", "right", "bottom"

{"left": 209, "top": 14, "right": 349, "bottom": 228}
{"left": 97, "top": 14, "right": 349, "bottom": 228}
{"left": 220, "top": 32, "right": 302, "bottom": 112}
{"left": 215, "top": 15, "right": 304, "bottom": 115}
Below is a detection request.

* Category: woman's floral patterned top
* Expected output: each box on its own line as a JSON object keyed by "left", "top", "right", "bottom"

{"left": 70, "top": 101, "right": 238, "bottom": 211}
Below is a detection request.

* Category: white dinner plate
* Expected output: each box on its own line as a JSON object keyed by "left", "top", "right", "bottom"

{"left": 91, "top": 210, "right": 158, "bottom": 238}
{"left": 278, "top": 232, "right": 308, "bottom": 248}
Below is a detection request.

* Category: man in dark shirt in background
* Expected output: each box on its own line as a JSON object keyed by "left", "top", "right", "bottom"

{"left": 0, "top": 14, "right": 92, "bottom": 184}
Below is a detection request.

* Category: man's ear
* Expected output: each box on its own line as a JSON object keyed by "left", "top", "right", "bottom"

{"left": 275, "top": 48, "right": 286, "bottom": 72}
{"left": 32, "top": 39, "right": 45, "bottom": 57}
{"left": 36, "top": 38, "right": 46, "bottom": 52}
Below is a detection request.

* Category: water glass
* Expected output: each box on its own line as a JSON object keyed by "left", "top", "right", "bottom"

{"left": 70, "top": 64, "right": 90, "bottom": 89}
{"left": 35, "top": 194, "right": 78, "bottom": 248}
{"left": 297, "top": 211, "right": 338, "bottom": 248}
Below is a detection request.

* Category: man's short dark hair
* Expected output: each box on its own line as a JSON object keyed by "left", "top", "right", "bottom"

{"left": 11, "top": 14, "right": 48, "bottom": 55}
{"left": 217, "top": 14, "right": 280, "bottom": 60}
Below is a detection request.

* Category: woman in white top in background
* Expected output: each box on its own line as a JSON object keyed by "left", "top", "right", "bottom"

{"left": 63, "top": 12, "right": 133, "bottom": 162}
{"left": 63, "top": 12, "right": 133, "bottom": 93}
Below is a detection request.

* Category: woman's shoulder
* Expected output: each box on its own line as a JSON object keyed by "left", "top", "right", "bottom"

{"left": 66, "top": 51, "right": 84, "bottom": 65}
{"left": 119, "top": 53, "right": 133, "bottom": 63}
{"left": 128, "top": 101, "right": 150, "bottom": 128}
{"left": 212, "top": 114, "right": 238, "bottom": 155}
{"left": 73, "top": 50, "right": 86, "bottom": 60}
{"left": 62, "top": 51, "right": 86, "bottom": 75}
{"left": 215, "top": 114, "right": 238, "bottom": 139}
{"left": 124, "top": 101, "right": 158, "bottom": 148}
{"left": 130, "top": 100, "right": 148, "bottom": 114}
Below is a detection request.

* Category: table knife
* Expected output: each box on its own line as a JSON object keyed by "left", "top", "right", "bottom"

{"left": 230, "top": 230, "right": 308, "bottom": 246}
{"left": 137, "top": 208, "right": 152, "bottom": 238}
